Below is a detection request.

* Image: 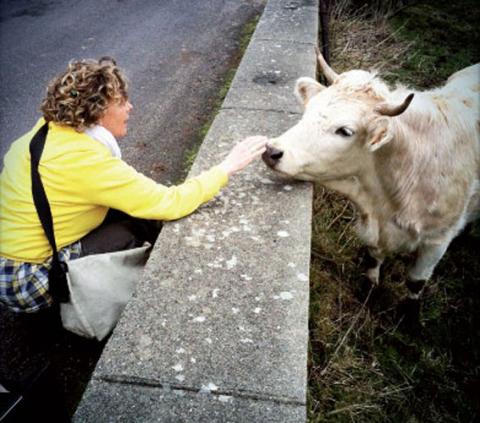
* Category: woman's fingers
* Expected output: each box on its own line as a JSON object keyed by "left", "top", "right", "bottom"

{"left": 237, "top": 136, "right": 268, "bottom": 160}
{"left": 244, "top": 136, "right": 268, "bottom": 156}
{"left": 219, "top": 135, "right": 269, "bottom": 177}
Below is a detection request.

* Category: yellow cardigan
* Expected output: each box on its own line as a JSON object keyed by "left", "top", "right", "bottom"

{"left": 0, "top": 119, "right": 228, "bottom": 263}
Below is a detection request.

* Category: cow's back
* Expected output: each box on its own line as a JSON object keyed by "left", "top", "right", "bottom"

{"left": 443, "top": 63, "right": 480, "bottom": 128}
{"left": 381, "top": 64, "right": 480, "bottom": 242}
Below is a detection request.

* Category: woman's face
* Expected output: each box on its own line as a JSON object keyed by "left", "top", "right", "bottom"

{"left": 98, "top": 98, "right": 133, "bottom": 138}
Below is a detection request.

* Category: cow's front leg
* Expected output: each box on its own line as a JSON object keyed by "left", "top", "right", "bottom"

{"left": 406, "top": 239, "right": 451, "bottom": 299}
{"left": 364, "top": 247, "right": 384, "bottom": 285}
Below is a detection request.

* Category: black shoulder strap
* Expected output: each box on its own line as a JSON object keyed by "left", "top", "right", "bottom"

{"left": 29, "top": 123, "right": 69, "bottom": 303}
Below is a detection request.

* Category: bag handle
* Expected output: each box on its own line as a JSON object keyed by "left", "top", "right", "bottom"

{"left": 29, "top": 123, "right": 70, "bottom": 303}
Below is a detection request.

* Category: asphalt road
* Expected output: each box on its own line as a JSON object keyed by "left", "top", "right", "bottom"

{"left": 0, "top": 0, "right": 264, "bottom": 419}
{"left": 0, "top": 0, "right": 264, "bottom": 182}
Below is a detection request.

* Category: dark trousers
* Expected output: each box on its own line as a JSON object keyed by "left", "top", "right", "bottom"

{"left": 79, "top": 209, "right": 161, "bottom": 257}
{"left": 0, "top": 211, "right": 161, "bottom": 421}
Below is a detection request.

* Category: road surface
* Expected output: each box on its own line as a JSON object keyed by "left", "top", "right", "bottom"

{"left": 0, "top": 0, "right": 264, "bottom": 182}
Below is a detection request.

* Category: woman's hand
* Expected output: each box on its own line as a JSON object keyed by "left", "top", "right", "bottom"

{"left": 219, "top": 136, "right": 268, "bottom": 177}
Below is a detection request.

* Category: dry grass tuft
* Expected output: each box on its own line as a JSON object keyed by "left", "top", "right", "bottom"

{"left": 329, "top": 2, "right": 413, "bottom": 79}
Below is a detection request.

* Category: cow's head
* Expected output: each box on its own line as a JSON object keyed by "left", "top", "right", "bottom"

{"left": 263, "top": 52, "right": 414, "bottom": 181}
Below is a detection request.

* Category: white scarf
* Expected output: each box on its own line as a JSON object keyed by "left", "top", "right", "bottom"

{"left": 84, "top": 125, "right": 122, "bottom": 159}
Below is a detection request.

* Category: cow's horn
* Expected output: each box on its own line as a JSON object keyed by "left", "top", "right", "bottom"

{"left": 375, "top": 93, "right": 415, "bottom": 117}
{"left": 315, "top": 46, "right": 338, "bottom": 84}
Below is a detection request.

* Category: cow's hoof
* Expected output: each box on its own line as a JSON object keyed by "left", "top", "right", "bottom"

{"left": 357, "top": 246, "right": 378, "bottom": 269}
{"left": 405, "top": 279, "right": 426, "bottom": 299}
{"left": 355, "top": 275, "right": 374, "bottom": 303}
{"left": 397, "top": 298, "right": 422, "bottom": 334}
{"left": 366, "top": 267, "right": 380, "bottom": 285}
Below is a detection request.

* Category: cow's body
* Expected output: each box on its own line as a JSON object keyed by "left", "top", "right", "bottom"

{"left": 263, "top": 56, "right": 480, "bottom": 297}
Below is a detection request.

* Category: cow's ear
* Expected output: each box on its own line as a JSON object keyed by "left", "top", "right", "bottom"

{"left": 295, "top": 77, "right": 324, "bottom": 106}
{"left": 366, "top": 117, "right": 393, "bottom": 152}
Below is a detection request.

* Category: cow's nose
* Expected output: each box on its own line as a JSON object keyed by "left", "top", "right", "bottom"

{"left": 262, "top": 145, "right": 284, "bottom": 168}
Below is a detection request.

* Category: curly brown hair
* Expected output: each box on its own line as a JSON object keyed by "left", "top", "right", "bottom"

{"left": 40, "top": 57, "right": 128, "bottom": 131}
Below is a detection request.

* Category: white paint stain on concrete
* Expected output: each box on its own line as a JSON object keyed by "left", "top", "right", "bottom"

{"left": 176, "top": 348, "right": 186, "bottom": 354}
{"left": 139, "top": 334, "right": 152, "bottom": 347}
{"left": 175, "top": 375, "right": 185, "bottom": 383}
{"left": 260, "top": 178, "right": 274, "bottom": 184}
{"left": 277, "top": 230, "right": 290, "bottom": 238}
{"left": 254, "top": 307, "right": 261, "bottom": 314}
{"left": 226, "top": 255, "right": 237, "bottom": 269}
{"left": 172, "top": 364, "right": 183, "bottom": 372}
{"left": 212, "top": 288, "right": 220, "bottom": 298}
{"left": 207, "top": 257, "right": 224, "bottom": 269}
{"left": 240, "top": 338, "right": 253, "bottom": 344}
{"left": 200, "top": 383, "right": 218, "bottom": 393}
{"left": 205, "top": 338, "right": 213, "bottom": 344}
{"left": 193, "top": 316, "right": 206, "bottom": 323}
{"left": 279, "top": 292, "right": 294, "bottom": 300}
{"left": 297, "top": 273, "right": 309, "bottom": 282}
{"left": 232, "top": 307, "right": 239, "bottom": 314}
{"left": 188, "top": 295, "right": 197, "bottom": 302}
{"left": 184, "top": 236, "right": 200, "bottom": 248}
{"left": 221, "top": 229, "right": 233, "bottom": 238}
{"left": 218, "top": 395, "right": 233, "bottom": 403}
{"left": 283, "top": 185, "right": 293, "bottom": 191}
{"left": 288, "top": 262, "right": 296, "bottom": 268}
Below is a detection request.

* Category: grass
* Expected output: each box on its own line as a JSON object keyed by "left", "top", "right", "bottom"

{"left": 388, "top": 0, "right": 480, "bottom": 88}
{"left": 181, "top": 16, "right": 260, "bottom": 174}
{"left": 308, "top": 1, "right": 480, "bottom": 421}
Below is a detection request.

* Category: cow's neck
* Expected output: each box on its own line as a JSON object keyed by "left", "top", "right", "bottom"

{"left": 322, "top": 163, "right": 392, "bottom": 220}
{"left": 321, "top": 160, "right": 398, "bottom": 249}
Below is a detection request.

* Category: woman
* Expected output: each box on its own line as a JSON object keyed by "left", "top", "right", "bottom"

{"left": 0, "top": 57, "right": 267, "bottom": 314}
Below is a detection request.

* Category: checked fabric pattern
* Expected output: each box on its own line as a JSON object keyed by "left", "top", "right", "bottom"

{"left": 0, "top": 242, "right": 81, "bottom": 313}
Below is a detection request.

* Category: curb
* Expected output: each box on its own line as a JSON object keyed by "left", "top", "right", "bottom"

{"left": 74, "top": 1, "right": 318, "bottom": 421}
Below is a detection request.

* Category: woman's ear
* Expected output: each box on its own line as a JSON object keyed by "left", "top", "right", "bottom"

{"left": 294, "top": 77, "right": 325, "bottom": 107}
{"left": 366, "top": 117, "right": 393, "bottom": 152}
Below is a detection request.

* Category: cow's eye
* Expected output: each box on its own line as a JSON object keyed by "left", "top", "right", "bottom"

{"left": 335, "top": 127, "right": 354, "bottom": 137}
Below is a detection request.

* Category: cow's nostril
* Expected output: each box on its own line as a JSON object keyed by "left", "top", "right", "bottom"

{"left": 271, "top": 150, "right": 283, "bottom": 160}
{"left": 262, "top": 145, "right": 284, "bottom": 168}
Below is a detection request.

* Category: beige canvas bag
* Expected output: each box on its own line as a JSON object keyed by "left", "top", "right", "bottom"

{"left": 59, "top": 244, "right": 150, "bottom": 340}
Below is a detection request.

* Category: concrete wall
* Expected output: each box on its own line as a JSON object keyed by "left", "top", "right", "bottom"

{"left": 75, "top": 1, "right": 318, "bottom": 421}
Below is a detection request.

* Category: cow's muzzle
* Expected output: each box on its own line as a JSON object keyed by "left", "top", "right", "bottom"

{"left": 262, "top": 145, "right": 284, "bottom": 168}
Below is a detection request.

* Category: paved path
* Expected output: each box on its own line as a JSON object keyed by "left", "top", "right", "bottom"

{"left": 75, "top": 0, "right": 318, "bottom": 421}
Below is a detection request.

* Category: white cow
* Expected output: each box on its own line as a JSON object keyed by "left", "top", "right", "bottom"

{"left": 263, "top": 53, "right": 480, "bottom": 299}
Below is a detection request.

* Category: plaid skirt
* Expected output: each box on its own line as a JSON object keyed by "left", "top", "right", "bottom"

{"left": 0, "top": 242, "right": 81, "bottom": 313}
